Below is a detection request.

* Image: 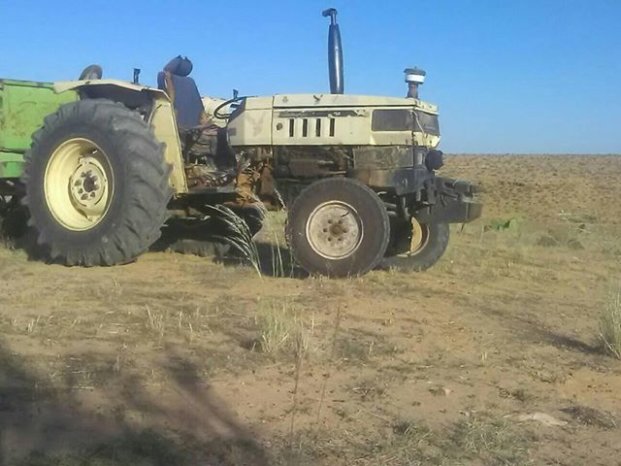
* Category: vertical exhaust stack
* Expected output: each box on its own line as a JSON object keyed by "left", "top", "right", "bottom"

{"left": 322, "top": 8, "right": 344, "bottom": 94}
{"left": 404, "top": 67, "right": 426, "bottom": 99}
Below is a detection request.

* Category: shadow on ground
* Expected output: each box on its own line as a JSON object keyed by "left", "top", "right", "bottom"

{"left": 0, "top": 340, "right": 269, "bottom": 466}
{"left": 252, "top": 242, "right": 307, "bottom": 279}
{"left": 482, "top": 302, "right": 606, "bottom": 358}
{"left": 213, "top": 241, "right": 307, "bottom": 279}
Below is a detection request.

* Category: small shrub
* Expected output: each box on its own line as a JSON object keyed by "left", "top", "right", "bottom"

{"left": 484, "top": 217, "right": 521, "bottom": 232}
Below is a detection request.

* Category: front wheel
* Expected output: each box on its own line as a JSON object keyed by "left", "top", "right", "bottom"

{"left": 382, "top": 218, "right": 449, "bottom": 272}
{"left": 286, "top": 178, "right": 390, "bottom": 277}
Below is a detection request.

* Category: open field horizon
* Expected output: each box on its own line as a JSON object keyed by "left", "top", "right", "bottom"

{"left": 1, "top": 154, "right": 620, "bottom": 465}
{"left": 447, "top": 153, "right": 621, "bottom": 156}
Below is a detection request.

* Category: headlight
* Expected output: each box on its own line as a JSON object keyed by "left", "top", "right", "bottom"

{"left": 425, "top": 150, "right": 444, "bottom": 171}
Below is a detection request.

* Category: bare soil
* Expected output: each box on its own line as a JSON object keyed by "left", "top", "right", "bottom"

{"left": 0, "top": 154, "right": 620, "bottom": 465}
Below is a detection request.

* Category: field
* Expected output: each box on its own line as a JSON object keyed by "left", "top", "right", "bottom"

{"left": 1, "top": 154, "right": 620, "bottom": 466}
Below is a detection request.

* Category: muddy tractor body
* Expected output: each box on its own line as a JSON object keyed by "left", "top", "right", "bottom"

{"left": 227, "top": 90, "right": 481, "bottom": 275}
{"left": 0, "top": 8, "right": 481, "bottom": 276}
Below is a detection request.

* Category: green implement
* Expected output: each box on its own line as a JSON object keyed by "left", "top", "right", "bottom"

{"left": 0, "top": 79, "right": 76, "bottom": 178}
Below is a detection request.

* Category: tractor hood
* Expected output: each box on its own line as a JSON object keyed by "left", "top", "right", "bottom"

{"left": 271, "top": 94, "right": 438, "bottom": 114}
{"left": 228, "top": 93, "right": 441, "bottom": 149}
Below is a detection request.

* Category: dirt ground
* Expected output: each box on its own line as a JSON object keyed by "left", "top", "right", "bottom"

{"left": 1, "top": 155, "right": 620, "bottom": 466}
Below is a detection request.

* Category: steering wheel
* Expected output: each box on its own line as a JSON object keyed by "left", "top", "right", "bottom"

{"left": 214, "top": 96, "right": 245, "bottom": 120}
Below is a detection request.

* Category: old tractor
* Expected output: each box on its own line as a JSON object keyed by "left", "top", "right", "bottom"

{"left": 0, "top": 8, "right": 481, "bottom": 277}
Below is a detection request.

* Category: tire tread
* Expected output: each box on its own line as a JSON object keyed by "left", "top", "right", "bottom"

{"left": 21, "top": 98, "right": 172, "bottom": 266}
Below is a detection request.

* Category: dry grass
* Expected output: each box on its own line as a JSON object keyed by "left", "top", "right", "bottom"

{"left": 257, "top": 209, "right": 297, "bottom": 278}
{"left": 210, "top": 204, "right": 262, "bottom": 276}
{"left": 255, "top": 298, "right": 313, "bottom": 357}
{"left": 600, "top": 286, "right": 621, "bottom": 359}
{"left": 215, "top": 204, "right": 297, "bottom": 278}
{"left": 447, "top": 414, "right": 534, "bottom": 465}
{"left": 1, "top": 155, "right": 621, "bottom": 466}
{"left": 279, "top": 414, "right": 535, "bottom": 466}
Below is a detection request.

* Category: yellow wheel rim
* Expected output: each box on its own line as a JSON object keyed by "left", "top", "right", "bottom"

{"left": 398, "top": 217, "right": 430, "bottom": 257}
{"left": 44, "top": 138, "right": 113, "bottom": 231}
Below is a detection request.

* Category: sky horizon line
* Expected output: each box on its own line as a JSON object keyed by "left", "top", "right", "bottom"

{"left": 1, "top": 0, "right": 619, "bottom": 153}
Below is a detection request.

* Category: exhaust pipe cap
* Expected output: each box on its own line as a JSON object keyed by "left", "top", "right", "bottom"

{"left": 404, "top": 67, "right": 426, "bottom": 84}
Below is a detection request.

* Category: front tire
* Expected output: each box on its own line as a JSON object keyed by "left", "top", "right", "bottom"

{"left": 22, "top": 99, "right": 172, "bottom": 265}
{"left": 286, "top": 178, "right": 390, "bottom": 277}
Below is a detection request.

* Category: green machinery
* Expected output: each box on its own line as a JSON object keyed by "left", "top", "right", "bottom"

{"left": 0, "top": 80, "right": 76, "bottom": 178}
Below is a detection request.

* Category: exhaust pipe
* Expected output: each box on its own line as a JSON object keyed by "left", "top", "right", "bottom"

{"left": 404, "top": 67, "right": 426, "bottom": 99}
{"left": 322, "top": 8, "right": 344, "bottom": 94}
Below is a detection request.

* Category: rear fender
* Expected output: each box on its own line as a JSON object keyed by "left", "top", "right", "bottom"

{"left": 54, "top": 80, "right": 188, "bottom": 194}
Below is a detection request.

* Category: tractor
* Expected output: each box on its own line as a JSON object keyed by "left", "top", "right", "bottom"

{"left": 0, "top": 8, "right": 481, "bottom": 277}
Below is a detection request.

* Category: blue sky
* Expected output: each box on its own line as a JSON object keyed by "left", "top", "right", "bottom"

{"left": 1, "top": 0, "right": 619, "bottom": 153}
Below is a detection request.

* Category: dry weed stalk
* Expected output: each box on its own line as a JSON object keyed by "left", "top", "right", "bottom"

{"left": 209, "top": 204, "right": 262, "bottom": 277}
{"left": 288, "top": 335, "right": 304, "bottom": 450}
{"left": 315, "top": 304, "right": 343, "bottom": 424}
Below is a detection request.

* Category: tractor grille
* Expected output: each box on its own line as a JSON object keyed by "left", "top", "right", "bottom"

{"left": 287, "top": 117, "right": 337, "bottom": 138}
{"left": 372, "top": 109, "right": 439, "bottom": 136}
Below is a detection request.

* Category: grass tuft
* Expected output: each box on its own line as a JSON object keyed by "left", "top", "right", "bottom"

{"left": 599, "top": 286, "right": 621, "bottom": 359}
{"left": 255, "top": 299, "right": 312, "bottom": 357}
{"left": 145, "top": 305, "right": 165, "bottom": 339}
{"left": 209, "top": 204, "right": 262, "bottom": 277}
{"left": 449, "top": 414, "right": 534, "bottom": 465}
{"left": 210, "top": 203, "right": 297, "bottom": 278}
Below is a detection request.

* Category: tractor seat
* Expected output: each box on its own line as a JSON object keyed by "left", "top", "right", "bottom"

{"left": 157, "top": 56, "right": 237, "bottom": 191}
{"left": 79, "top": 64, "right": 103, "bottom": 80}
{"left": 157, "top": 56, "right": 204, "bottom": 131}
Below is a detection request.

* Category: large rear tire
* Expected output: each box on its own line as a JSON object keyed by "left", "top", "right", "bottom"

{"left": 22, "top": 99, "right": 172, "bottom": 265}
{"left": 286, "top": 178, "right": 390, "bottom": 277}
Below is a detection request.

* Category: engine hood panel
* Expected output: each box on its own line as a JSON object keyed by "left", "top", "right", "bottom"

{"left": 271, "top": 94, "right": 438, "bottom": 113}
